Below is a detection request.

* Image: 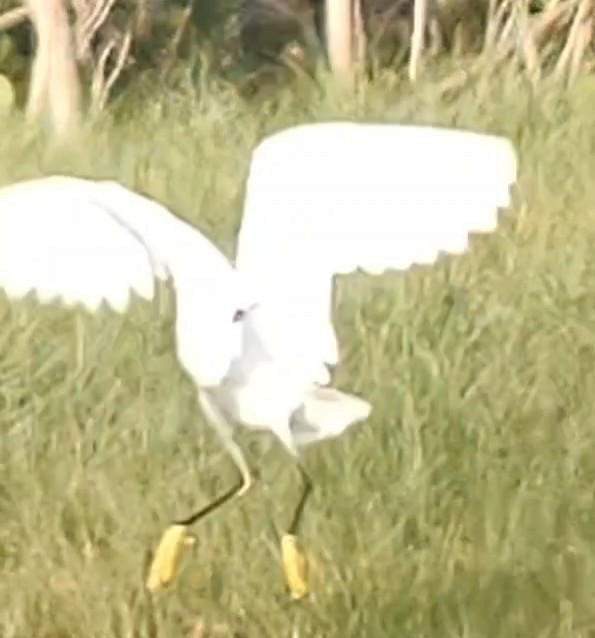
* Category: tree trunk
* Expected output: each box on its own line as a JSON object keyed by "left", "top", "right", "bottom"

{"left": 325, "top": 0, "right": 366, "bottom": 82}
{"left": 409, "top": 0, "right": 427, "bottom": 82}
{"left": 25, "top": 0, "right": 81, "bottom": 138}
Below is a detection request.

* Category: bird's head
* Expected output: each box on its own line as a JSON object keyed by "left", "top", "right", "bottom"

{"left": 231, "top": 304, "right": 258, "bottom": 323}
{"left": 173, "top": 278, "right": 259, "bottom": 389}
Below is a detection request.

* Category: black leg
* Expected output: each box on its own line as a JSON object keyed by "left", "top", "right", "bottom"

{"left": 287, "top": 464, "right": 313, "bottom": 536}
{"left": 174, "top": 477, "right": 246, "bottom": 527}
{"left": 280, "top": 464, "right": 313, "bottom": 599}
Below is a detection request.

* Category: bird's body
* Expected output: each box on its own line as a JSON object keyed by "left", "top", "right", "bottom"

{"left": 0, "top": 121, "right": 518, "bottom": 597}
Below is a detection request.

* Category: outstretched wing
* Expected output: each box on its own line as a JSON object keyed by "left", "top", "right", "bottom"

{"left": 0, "top": 175, "right": 255, "bottom": 386}
{"left": 235, "top": 122, "right": 518, "bottom": 382}
{"left": 0, "top": 176, "right": 160, "bottom": 311}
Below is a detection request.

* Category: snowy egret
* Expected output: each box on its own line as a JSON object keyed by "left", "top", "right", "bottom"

{"left": 0, "top": 121, "right": 517, "bottom": 599}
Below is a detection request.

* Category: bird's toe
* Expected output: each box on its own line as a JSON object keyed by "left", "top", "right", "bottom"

{"left": 281, "top": 533, "right": 309, "bottom": 600}
{"left": 146, "top": 524, "right": 191, "bottom": 591}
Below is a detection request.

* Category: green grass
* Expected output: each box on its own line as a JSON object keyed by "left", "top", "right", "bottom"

{"left": 3, "top": 69, "right": 595, "bottom": 637}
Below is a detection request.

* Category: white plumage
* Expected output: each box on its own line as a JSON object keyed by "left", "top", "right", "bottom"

{"left": 0, "top": 122, "right": 518, "bottom": 594}
{"left": 237, "top": 122, "right": 517, "bottom": 386}
{"left": 0, "top": 175, "right": 254, "bottom": 388}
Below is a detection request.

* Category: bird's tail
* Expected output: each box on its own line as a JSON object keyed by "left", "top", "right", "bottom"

{"left": 290, "top": 387, "right": 372, "bottom": 447}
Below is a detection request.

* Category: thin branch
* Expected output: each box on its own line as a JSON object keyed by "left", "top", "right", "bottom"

{"left": 0, "top": 6, "right": 28, "bottom": 31}
{"left": 91, "top": 28, "right": 132, "bottom": 113}
{"left": 482, "top": 0, "right": 511, "bottom": 55}
{"left": 568, "top": 1, "right": 593, "bottom": 81}
{"left": 99, "top": 28, "right": 132, "bottom": 110}
{"left": 530, "top": 0, "right": 575, "bottom": 44}
{"left": 80, "top": 0, "right": 116, "bottom": 39}
{"left": 74, "top": 0, "right": 117, "bottom": 61}
{"left": 161, "top": 0, "right": 194, "bottom": 78}
{"left": 352, "top": 0, "right": 366, "bottom": 69}
{"left": 90, "top": 38, "right": 115, "bottom": 109}
{"left": 555, "top": 0, "right": 591, "bottom": 79}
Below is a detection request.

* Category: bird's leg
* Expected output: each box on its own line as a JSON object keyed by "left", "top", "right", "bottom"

{"left": 146, "top": 395, "right": 256, "bottom": 592}
{"left": 175, "top": 435, "right": 252, "bottom": 527}
{"left": 281, "top": 463, "right": 313, "bottom": 600}
{"left": 221, "top": 430, "right": 254, "bottom": 497}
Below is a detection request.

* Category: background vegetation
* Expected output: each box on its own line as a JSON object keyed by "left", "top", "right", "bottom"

{"left": 2, "top": 1, "right": 595, "bottom": 637}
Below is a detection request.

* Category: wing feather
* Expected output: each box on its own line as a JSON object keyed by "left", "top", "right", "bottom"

{"left": 0, "top": 176, "right": 162, "bottom": 312}
{"left": 235, "top": 122, "right": 518, "bottom": 376}
{"left": 0, "top": 175, "right": 257, "bottom": 387}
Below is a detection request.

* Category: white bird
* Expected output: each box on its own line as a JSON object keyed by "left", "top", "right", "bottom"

{"left": 0, "top": 121, "right": 517, "bottom": 599}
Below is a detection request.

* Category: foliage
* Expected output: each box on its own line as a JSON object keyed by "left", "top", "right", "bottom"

{"left": 0, "top": 0, "right": 592, "bottom": 112}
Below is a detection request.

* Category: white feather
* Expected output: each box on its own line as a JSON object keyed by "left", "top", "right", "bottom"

{"left": 0, "top": 175, "right": 254, "bottom": 387}
{"left": 236, "top": 121, "right": 518, "bottom": 385}
{"left": 290, "top": 387, "right": 372, "bottom": 447}
{"left": 0, "top": 176, "right": 157, "bottom": 311}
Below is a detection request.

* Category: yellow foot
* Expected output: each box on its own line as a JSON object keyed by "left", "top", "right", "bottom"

{"left": 281, "top": 533, "right": 308, "bottom": 600}
{"left": 146, "top": 524, "right": 195, "bottom": 592}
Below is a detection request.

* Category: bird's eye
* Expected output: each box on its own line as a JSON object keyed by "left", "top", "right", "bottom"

{"left": 232, "top": 309, "right": 246, "bottom": 323}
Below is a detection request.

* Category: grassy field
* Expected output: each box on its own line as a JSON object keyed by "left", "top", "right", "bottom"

{"left": 3, "top": 68, "right": 595, "bottom": 637}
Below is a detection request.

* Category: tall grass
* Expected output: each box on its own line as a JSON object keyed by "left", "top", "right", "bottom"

{"left": 2, "top": 68, "right": 595, "bottom": 637}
